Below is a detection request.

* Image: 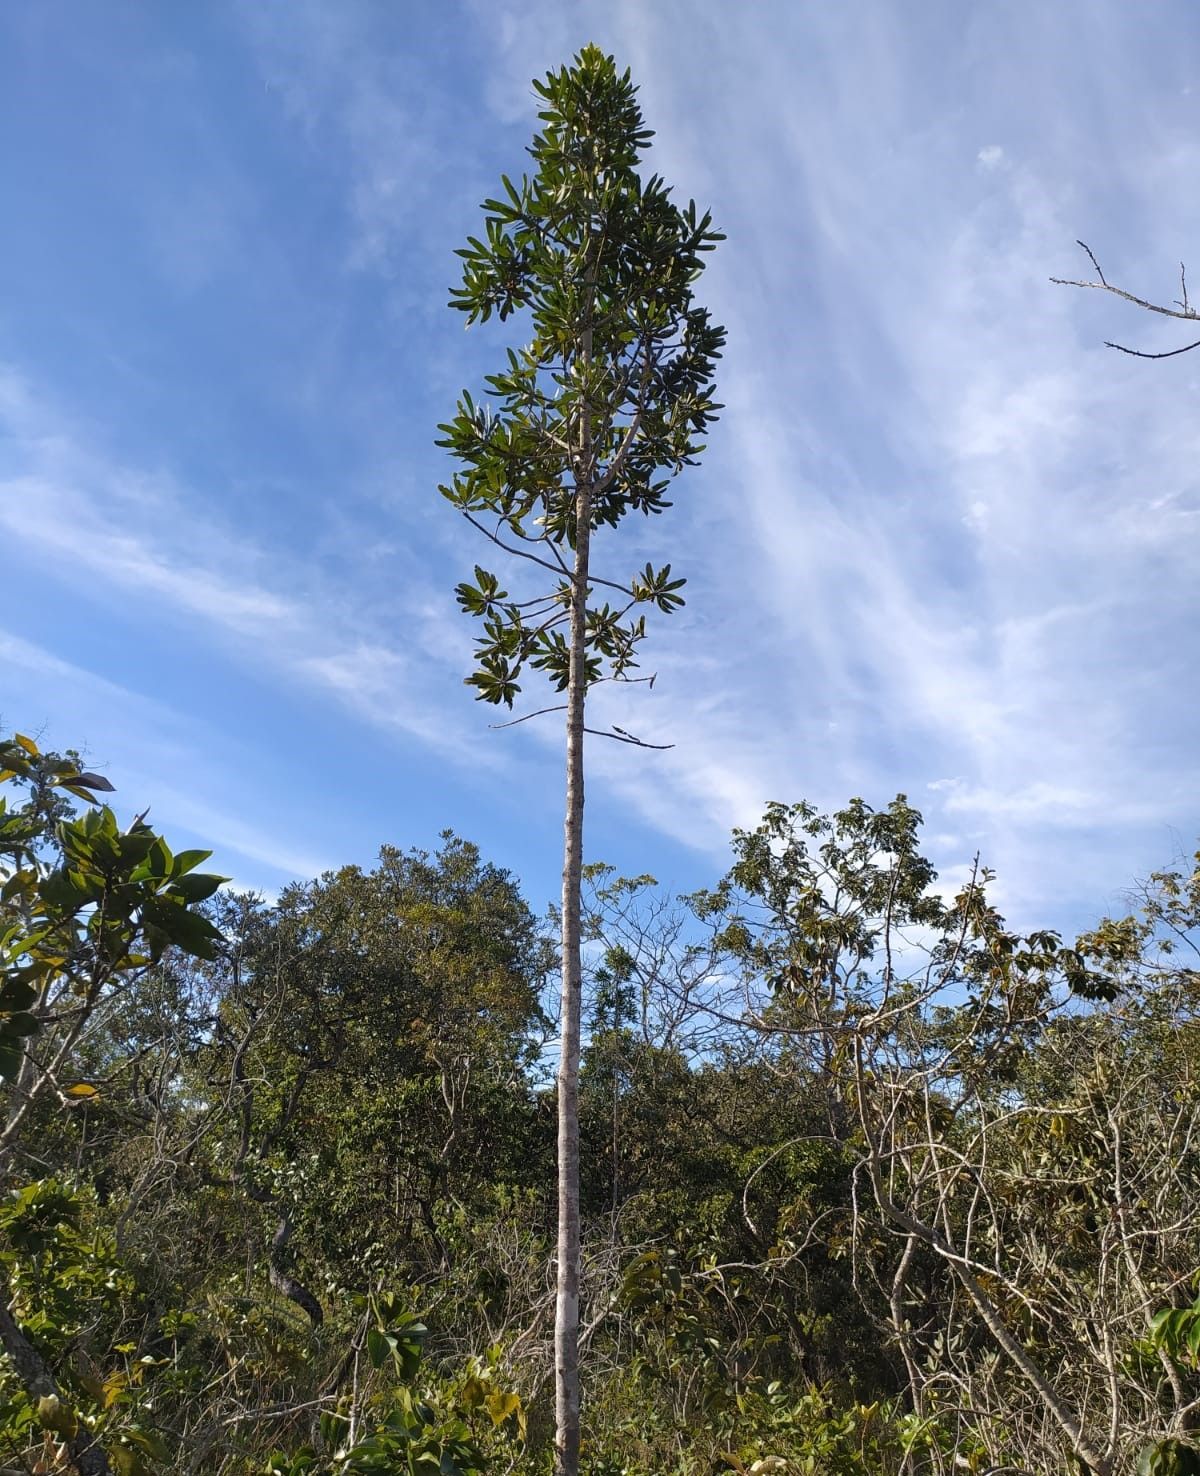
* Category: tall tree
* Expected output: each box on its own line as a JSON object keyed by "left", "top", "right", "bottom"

{"left": 438, "top": 45, "right": 724, "bottom": 1473}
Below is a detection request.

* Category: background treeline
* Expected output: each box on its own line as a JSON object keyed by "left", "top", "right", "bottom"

{"left": 2, "top": 732, "right": 1199, "bottom": 1476}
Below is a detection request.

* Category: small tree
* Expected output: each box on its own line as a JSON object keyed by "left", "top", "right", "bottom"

{"left": 437, "top": 45, "right": 724, "bottom": 1473}
{"left": 0, "top": 733, "right": 227, "bottom": 1476}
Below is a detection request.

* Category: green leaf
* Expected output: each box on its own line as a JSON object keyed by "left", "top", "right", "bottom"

{"left": 40, "top": 866, "right": 103, "bottom": 909}
{"left": 142, "top": 898, "right": 223, "bottom": 960}
{"left": 60, "top": 770, "right": 116, "bottom": 794}
{"left": 484, "top": 1388, "right": 521, "bottom": 1428}
{"left": 167, "top": 872, "right": 227, "bottom": 904}
{"left": 1138, "top": 1439, "right": 1200, "bottom": 1476}
{"left": 1, "top": 1012, "right": 39, "bottom": 1039}
{"left": 0, "top": 1040, "right": 24, "bottom": 1082}
{"left": 126, "top": 1426, "right": 171, "bottom": 1461}
{"left": 366, "top": 1326, "right": 390, "bottom": 1370}
{"left": 36, "top": 1394, "right": 75, "bottom": 1436}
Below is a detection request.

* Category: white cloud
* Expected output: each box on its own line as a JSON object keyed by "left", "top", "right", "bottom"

{"left": 12, "top": 0, "right": 1198, "bottom": 932}
{"left": 504, "top": 0, "right": 1200, "bottom": 919}
{"left": 0, "top": 631, "right": 333, "bottom": 884}
{"left": 0, "top": 364, "right": 477, "bottom": 765}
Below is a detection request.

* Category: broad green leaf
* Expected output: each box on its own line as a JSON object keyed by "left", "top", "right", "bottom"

{"left": 168, "top": 872, "right": 227, "bottom": 905}
{"left": 366, "top": 1326, "right": 390, "bottom": 1369}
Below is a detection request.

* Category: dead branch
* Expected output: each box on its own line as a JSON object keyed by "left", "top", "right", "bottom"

{"left": 1051, "top": 240, "right": 1200, "bottom": 358}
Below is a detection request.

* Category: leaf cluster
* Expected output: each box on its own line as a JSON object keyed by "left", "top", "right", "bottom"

{"left": 0, "top": 732, "right": 226, "bottom": 1081}
{"left": 438, "top": 44, "right": 724, "bottom": 707}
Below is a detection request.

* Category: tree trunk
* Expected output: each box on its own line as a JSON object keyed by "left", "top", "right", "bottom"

{"left": 0, "top": 1293, "right": 111, "bottom": 1475}
{"left": 267, "top": 1214, "right": 324, "bottom": 1327}
{"left": 555, "top": 470, "right": 592, "bottom": 1476}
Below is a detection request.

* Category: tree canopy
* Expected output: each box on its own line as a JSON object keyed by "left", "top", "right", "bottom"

{"left": 2, "top": 727, "right": 1200, "bottom": 1475}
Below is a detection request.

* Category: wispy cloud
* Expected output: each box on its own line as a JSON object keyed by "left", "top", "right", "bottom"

{"left": 0, "top": 631, "right": 333, "bottom": 884}
{"left": 439, "top": 0, "right": 1200, "bottom": 918}
{"left": 0, "top": 364, "right": 488, "bottom": 768}
{"left": 238, "top": 0, "right": 489, "bottom": 294}
{"left": 7, "top": 0, "right": 1198, "bottom": 930}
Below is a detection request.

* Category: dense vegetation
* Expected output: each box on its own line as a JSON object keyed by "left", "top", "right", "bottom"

{"left": 6, "top": 42, "right": 1199, "bottom": 1476}
{"left": 2, "top": 732, "right": 1199, "bottom": 1475}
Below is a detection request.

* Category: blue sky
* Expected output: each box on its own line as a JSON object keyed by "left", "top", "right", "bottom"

{"left": 3, "top": 0, "right": 1198, "bottom": 930}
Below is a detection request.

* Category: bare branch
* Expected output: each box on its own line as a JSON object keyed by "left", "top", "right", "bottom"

{"left": 1052, "top": 239, "right": 1200, "bottom": 358}
{"left": 1105, "top": 336, "right": 1200, "bottom": 360}
{"left": 490, "top": 705, "right": 569, "bottom": 730}
{"left": 585, "top": 725, "right": 673, "bottom": 749}
{"left": 460, "top": 508, "right": 570, "bottom": 578}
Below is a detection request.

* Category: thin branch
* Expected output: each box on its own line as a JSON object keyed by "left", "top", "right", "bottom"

{"left": 1051, "top": 241, "right": 1200, "bottom": 320}
{"left": 594, "top": 345, "right": 656, "bottom": 497}
{"left": 1052, "top": 239, "right": 1200, "bottom": 358}
{"left": 586, "top": 725, "right": 673, "bottom": 750}
{"left": 490, "top": 705, "right": 569, "bottom": 730}
{"left": 460, "top": 509, "right": 568, "bottom": 578}
{"left": 489, "top": 709, "right": 673, "bottom": 748}
{"left": 1079, "top": 240, "right": 1107, "bottom": 286}
{"left": 1104, "top": 336, "right": 1200, "bottom": 360}
{"left": 217, "top": 1394, "right": 338, "bottom": 1427}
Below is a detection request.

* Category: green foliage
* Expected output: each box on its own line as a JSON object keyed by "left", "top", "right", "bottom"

{"left": 196, "top": 835, "right": 552, "bottom": 1289}
{"left": 260, "top": 1312, "right": 526, "bottom": 1476}
{"left": 1138, "top": 1439, "right": 1200, "bottom": 1476}
{"left": 437, "top": 43, "right": 724, "bottom": 707}
{"left": 266, "top": 1384, "right": 504, "bottom": 1476}
{"left": 5, "top": 721, "right": 1200, "bottom": 1474}
{"left": 365, "top": 1295, "right": 427, "bottom": 1381}
{"left": 1148, "top": 1288, "right": 1200, "bottom": 1371}
{"left": 0, "top": 730, "right": 226, "bottom": 1082}
{"left": 1137, "top": 1282, "right": 1200, "bottom": 1472}
{"left": 0, "top": 1179, "right": 173, "bottom": 1475}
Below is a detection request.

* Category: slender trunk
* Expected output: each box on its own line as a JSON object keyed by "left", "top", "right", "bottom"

{"left": 610, "top": 1050, "right": 620, "bottom": 1218}
{"left": 889, "top": 1232, "right": 924, "bottom": 1476}
{"left": 555, "top": 480, "right": 591, "bottom": 1476}
{"left": 554, "top": 219, "right": 598, "bottom": 1476}
{"left": 0, "top": 1292, "right": 110, "bottom": 1475}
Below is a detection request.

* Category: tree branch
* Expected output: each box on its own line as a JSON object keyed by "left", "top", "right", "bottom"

{"left": 1052, "top": 240, "right": 1200, "bottom": 358}
{"left": 585, "top": 725, "right": 673, "bottom": 750}
{"left": 490, "top": 705, "right": 569, "bottom": 729}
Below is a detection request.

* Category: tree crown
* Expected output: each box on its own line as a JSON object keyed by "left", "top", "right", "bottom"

{"left": 438, "top": 44, "right": 725, "bottom": 709}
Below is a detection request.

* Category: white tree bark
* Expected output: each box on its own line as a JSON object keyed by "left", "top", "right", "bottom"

{"left": 555, "top": 300, "right": 594, "bottom": 1472}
